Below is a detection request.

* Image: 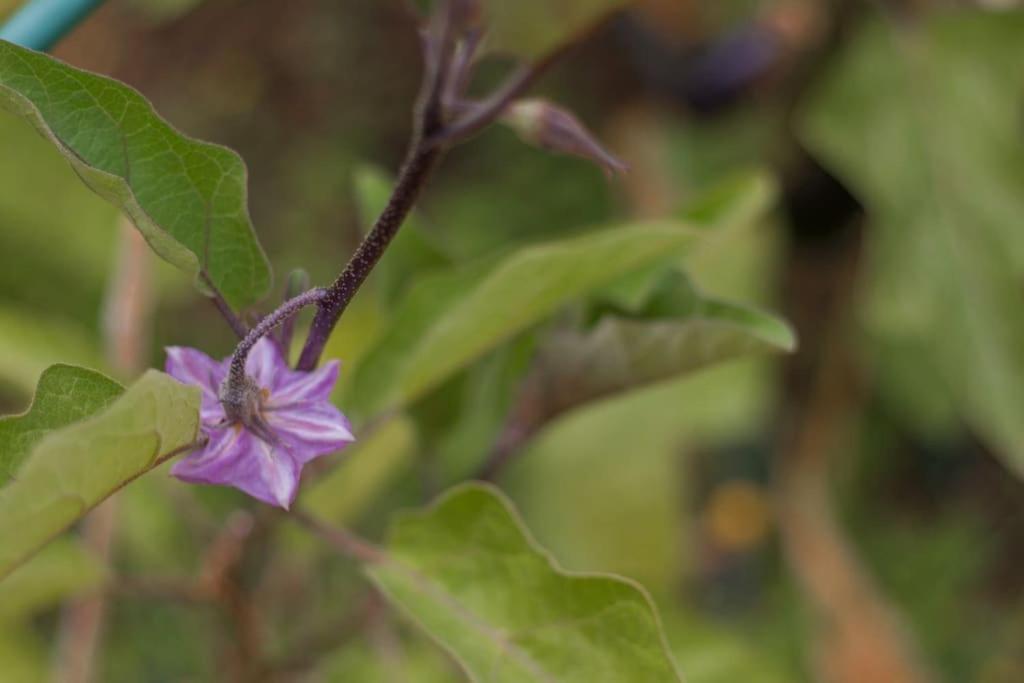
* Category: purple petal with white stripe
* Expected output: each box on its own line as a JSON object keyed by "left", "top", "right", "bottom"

{"left": 170, "top": 426, "right": 247, "bottom": 485}
{"left": 165, "top": 346, "right": 227, "bottom": 424}
{"left": 267, "top": 402, "right": 354, "bottom": 463}
{"left": 246, "top": 337, "right": 285, "bottom": 389}
{"left": 164, "top": 340, "right": 354, "bottom": 509}
{"left": 269, "top": 360, "right": 340, "bottom": 406}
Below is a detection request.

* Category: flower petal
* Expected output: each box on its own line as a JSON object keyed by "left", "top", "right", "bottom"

{"left": 245, "top": 436, "right": 301, "bottom": 509}
{"left": 269, "top": 360, "right": 340, "bottom": 406}
{"left": 170, "top": 426, "right": 248, "bottom": 484}
{"left": 266, "top": 401, "right": 354, "bottom": 463}
{"left": 171, "top": 427, "right": 300, "bottom": 509}
{"left": 165, "top": 346, "right": 226, "bottom": 424}
{"left": 245, "top": 337, "right": 287, "bottom": 390}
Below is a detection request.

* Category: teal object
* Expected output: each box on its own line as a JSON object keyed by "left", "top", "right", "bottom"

{"left": 0, "top": 0, "right": 106, "bottom": 51}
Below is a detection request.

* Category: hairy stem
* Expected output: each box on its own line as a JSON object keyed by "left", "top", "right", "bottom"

{"left": 289, "top": 3, "right": 580, "bottom": 371}
{"left": 276, "top": 269, "right": 311, "bottom": 357}
{"left": 289, "top": 508, "right": 384, "bottom": 564}
{"left": 294, "top": 1, "right": 455, "bottom": 371}
{"left": 426, "top": 39, "right": 575, "bottom": 148}
{"left": 225, "top": 288, "right": 326, "bottom": 391}
{"left": 295, "top": 146, "right": 443, "bottom": 371}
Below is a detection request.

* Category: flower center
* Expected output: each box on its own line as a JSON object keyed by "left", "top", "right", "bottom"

{"left": 218, "top": 375, "right": 278, "bottom": 444}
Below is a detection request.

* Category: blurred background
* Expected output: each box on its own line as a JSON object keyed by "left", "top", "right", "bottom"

{"left": 0, "top": 0, "right": 1022, "bottom": 681}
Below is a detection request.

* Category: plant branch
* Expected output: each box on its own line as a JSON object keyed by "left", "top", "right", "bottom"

{"left": 109, "top": 576, "right": 207, "bottom": 603}
{"left": 775, "top": 233, "right": 935, "bottom": 683}
{"left": 276, "top": 269, "right": 311, "bottom": 357}
{"left": 201, "top": 273, "right": 249, "bottom": 339}
{"left": 293, "top": 8, "right": 587, "bottom": 371}
{"left": 295, "top": 145, "right": 444, "bottom": 371}
{"left": 261, "top": 592, "right": 382, "bottom": 677}
{"left": 293, "top": 3, "right": 457, "bottom": 371}
{"left": 289, "top": 508, "right": 384, "bottom": 564}
{"left": 426, "top": 56, "right": 556, "bottom": 148}
{"left": 224, "top": 288, "right": 326, "bottom": 394}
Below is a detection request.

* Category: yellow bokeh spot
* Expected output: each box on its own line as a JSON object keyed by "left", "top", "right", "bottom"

{"left": 703, "top": 479, "right": 773, "bottom": 552}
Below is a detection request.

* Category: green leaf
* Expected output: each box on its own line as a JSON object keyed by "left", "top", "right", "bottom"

{"left": 799, "top": 10, "right": 1024, "bottom": 476}
{"left": 322, "top": 632, "right": 461, "bottom": 682}
{"left": 0, "top": 40, "right": 271, "bottom": 309}
{"left": 0, "top": 364, "right": 123, "bottom": 486}
{"left": 667, "top": 613, "right": 797, "bottom": 683}
{"left": 419, "top": 336, "right": 537, "bottom": 484}
{"left": 350, "top": 174, "right": 774, "bottom": 419}
{"left": 0, "top": 625, "right": 45, "bottom": 682}
{"left": 540, "top": 295, "right": 794, "bottom": 415}
{"left": 480, "top": 0, "right": 628, "bottom": 58}
{"left": 368, "top": 483, "right": 683, "bottom": 682}
{"left": 505, "top": 358, "right": 774, "bottom": 593}
{"left": 0, "top": 370, "right": 200, "bottom": 580}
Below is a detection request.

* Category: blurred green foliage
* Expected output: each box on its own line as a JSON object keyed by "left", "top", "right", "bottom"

{"left": 0, "top": 1, "right": 1022, "bottom": 681}
{"left": 801, "top": 10, "right": 1024, "bottom": 478}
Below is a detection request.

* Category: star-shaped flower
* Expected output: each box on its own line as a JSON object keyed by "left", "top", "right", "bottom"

{"left": 165, "top": 338, "right": 354, "bottom": 508}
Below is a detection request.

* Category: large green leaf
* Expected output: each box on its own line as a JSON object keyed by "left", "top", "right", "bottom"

{"left": 368, "top": 483, "right": 683, "bottom": 682}
{"left": 538, "top": 297, "right": 794, "bottom": 416}
{"left": 349, "top": 174, "right": 774, "bottom": 418}
{"left": 480, "top": 0, "right": 629, "bottom": 58}
{"left": 0, "top": 40, "right": 271, "bottom": 309}
{"left": 0, "top": 364, "right": 123, "bottom": 485}
{"left": 0, "top": 369, "right": 200, "bottom": 580}
{"left": 800, "top": 10, "right": 1024, "bottom": 476}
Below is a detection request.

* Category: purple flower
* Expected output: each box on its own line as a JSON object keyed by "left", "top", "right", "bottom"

{"left": 165, "top": 339, "right": 354, "bottom": 508}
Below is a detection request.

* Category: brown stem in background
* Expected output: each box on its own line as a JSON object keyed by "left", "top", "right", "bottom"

{"left": 53, "top": 220, "right": 154, "bottom": 683}
{"left": 197, "top": 512, "right": 267, "bottom": 683}
{"left": 288, "top": 508, "right": 384, "bottom": 564}
{"left": 261, "top": 592, "right": 383, "bottom": 678}
{"left": 366, "top": 592, "right": 407, "bottom": 678}
{"left": 52, "top": 501, "right": 118, "bottom": 683}
{"left": 774, "top": 233, "right": 936, "bottom": 683}
{"left": 109, "top": 576, "right": 207, "bottom": 603}
{"left": 476, "top": 372, "right": 547, "bottom": 481}
{"left": 107, "top": 513, "right": 269, "bottom": 682}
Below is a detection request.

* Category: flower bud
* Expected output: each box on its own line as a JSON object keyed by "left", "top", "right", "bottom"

{"left": 502, "top": 99, "right": 627, "bottom": 176}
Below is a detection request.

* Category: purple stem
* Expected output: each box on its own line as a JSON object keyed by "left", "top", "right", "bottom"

{"left": 426, "top": 42, "right": 570, "bottom": 148}
{"left": 227, "top": 288, "right": 327, "bottom": 388}
{"left": 292, "top": 4, "right": 578, "bottom": 371}
{"left": 294, "top": 1, "right": 455, "bottom": 371}
{"left": 295, "top": 146, "right": 442, "bottom": 371}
